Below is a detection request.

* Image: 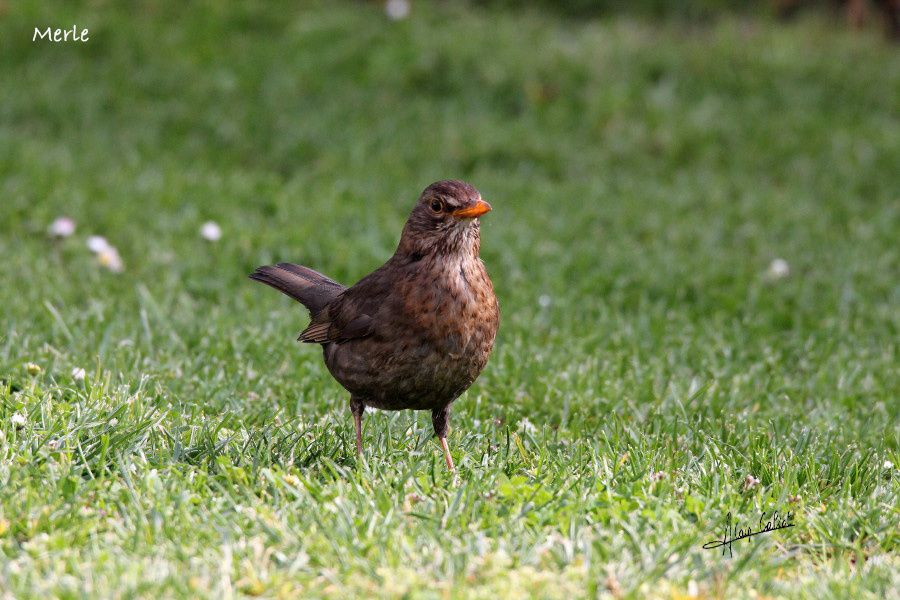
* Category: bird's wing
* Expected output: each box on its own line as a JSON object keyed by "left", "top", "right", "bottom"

{"left": 298, "top": 312, "right": 373, "bottom": 343}
{"left": 297, "top": 261, "right": 394, "bottom": 344}
{"left": 297, "top": 284, "right": 380, "bottom": 344}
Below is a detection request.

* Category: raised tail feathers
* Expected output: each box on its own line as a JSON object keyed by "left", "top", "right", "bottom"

{"left": 249, "top": 262, "right": 345, "bottom": 315}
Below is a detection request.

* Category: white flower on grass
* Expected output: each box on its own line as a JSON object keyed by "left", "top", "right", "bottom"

{"left": 108, "top": 418, "right": 118, "bottom": 427}
{"left": 884, "top": 460, "right": 894, "bottom": 470}
{"left": 518, "top": 417, "right": 537, "bottom": 434}
{"left": 767, "top": 258, "right": 790, "bottom": 279}
{"left": 649, "top": 470, "right": 666, "bottom": 482}
{"left": 47, "top": 439, "right": 60, "bottom": 451}
{"left": 72, "top": 367, "right": 86, "bottom": 381}
{"left": 538, "top": 294, "right": 552, "bottom": 308}
{"left": 87, "top": 235, "right": 111, "bottom": 254}
{"left": 25, "top": 362, "right": 43, "bottom": 376}
{"left": 200, "top": 221, "right": 222, "bottom": 242}
{"left": 744, "top": 474, "right": 761, "bottom": 490}
{"left": 97, "top": 247, "right": 124, "bottom": 273}
{"left": 48, "top": 216, "right": 76, "bottom": 238}
{"left": 385, "top": 0, "right": 410, "bottom": 20}
{"left": 11, "top": 413, "right": 27, "bottom": 428}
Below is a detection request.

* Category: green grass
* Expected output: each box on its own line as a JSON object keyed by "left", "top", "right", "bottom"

{"left": 1, "top": 1, "right": 898, "bottom": 598}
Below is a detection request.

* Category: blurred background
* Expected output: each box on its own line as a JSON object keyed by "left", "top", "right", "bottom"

{"left": 0, "top": 0, "right": 897, "bottom": 420}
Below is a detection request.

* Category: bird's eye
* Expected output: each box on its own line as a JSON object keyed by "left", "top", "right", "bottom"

{"left": 430, "top": 200, "right": 443, "bottom": 213}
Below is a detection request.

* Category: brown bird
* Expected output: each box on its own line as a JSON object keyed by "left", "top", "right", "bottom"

{"left": 250, "top": 180, "right": 499, "bottom": 470}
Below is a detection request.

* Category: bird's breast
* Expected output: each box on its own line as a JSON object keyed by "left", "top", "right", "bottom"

{"left": 325, "top": 253, "right": 499, "bottom": 409}
{"left": 401, "top": 255, "right": 498, "bottom": 361}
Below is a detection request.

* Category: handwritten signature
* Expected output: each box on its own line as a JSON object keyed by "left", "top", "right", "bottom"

{"left": 702, "top": 510, "right": 795, "bottom": 557}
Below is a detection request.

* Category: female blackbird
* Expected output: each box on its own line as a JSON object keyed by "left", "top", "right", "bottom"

{"left": 250, "top": 180, "right": 499, "bottom": 470}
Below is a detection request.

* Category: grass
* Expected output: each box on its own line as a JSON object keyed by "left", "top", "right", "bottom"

{"left": 1, "top": 1, "right": 898, "bottom": 597}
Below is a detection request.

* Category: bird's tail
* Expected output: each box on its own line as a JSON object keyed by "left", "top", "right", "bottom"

{"left": 249, "top": 263, "right": 345, "bottom": 315}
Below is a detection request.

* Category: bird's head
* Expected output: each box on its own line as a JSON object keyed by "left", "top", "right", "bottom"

{"left": 397, "top": 180, "right": 492, "bottom": 259}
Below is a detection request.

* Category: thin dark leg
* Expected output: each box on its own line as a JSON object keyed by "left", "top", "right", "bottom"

{"left": 350, "top": 397, "right": 365, "bottom": 457}
{"left": 432, "top": 406, "right": 454, "bottom": 471}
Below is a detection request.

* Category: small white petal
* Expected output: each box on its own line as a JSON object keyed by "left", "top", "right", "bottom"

{"left": 519, "top": 417, "right": 537, "bottom": 434}
{"left": 767, "top": 258, "right": 790, "bottom": 279}
{"left": 98, "top": 247, "right": 124, "bottom": 273}
{"left": 538, "top": 294, "right": 552, "bottom": 308}
{"left": 385, "top": 0, "right": 410, "bottom": 20}
{"left": 87, "top": 235, "right": 111, "bottom": 254}
{"left": 200, "top": 221, "right": 222, "bottom": 242}
{"left": 71, "top": 367, "right": 86, "bottom": 381}
{"left": 108, "top": 418, "right": 118, "bottom": 427}
{"left": 11, "top": 413, "right": 27, "bottom": 427}
{"left": 49, "top": 217, "right": 76, "bottom": 238}
{"left": 884, "top": 460, "right": 894, "bottom": 470}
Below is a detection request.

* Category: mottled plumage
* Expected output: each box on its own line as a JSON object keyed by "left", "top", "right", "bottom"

{"left": 250, "top": 180, "right": 499, "bottom": 470}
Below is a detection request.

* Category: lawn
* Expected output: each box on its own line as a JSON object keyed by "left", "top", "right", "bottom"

{"left": 1, "top": 1, "right": 898, "bottom": 598}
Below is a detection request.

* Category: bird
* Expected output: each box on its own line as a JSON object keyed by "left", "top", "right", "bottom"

{"left": 250, "top": 180, "right": 499, "bottom": 471}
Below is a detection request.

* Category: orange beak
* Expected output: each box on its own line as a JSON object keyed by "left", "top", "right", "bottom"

{"left": 451, "top": 199, "right": 492, "bottom": 219}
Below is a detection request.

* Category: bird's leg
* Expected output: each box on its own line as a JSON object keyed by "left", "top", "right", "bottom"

{"left": 439, "top": 437, "right": 455, "bottom": 471}
{"left": 432, "top": 407, "right": 454, "bottom": 471}
{"left": 350, "top": 397, "right": 365, "bottom": 457}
